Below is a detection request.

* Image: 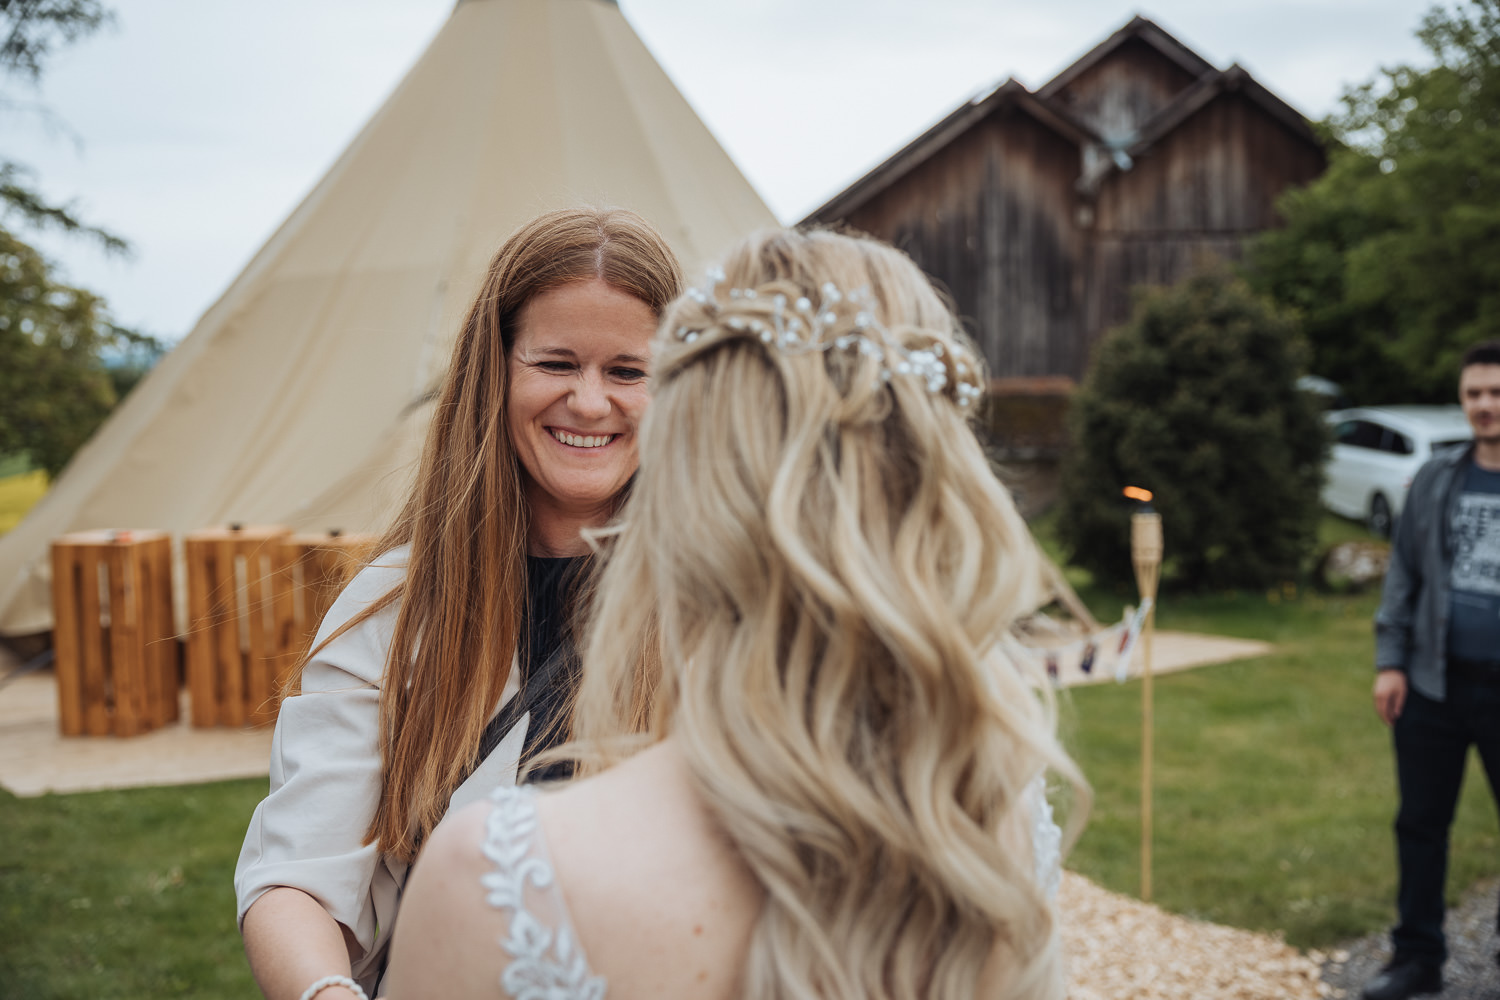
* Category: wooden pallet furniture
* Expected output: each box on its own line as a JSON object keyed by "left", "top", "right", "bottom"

{"left": 270, "top": 531, "right": 376, "bottom": 691}
{"left": 184, "top": 525, "right": 291, "bottom": 727}
{"left": 50, "top": 530, "right": 179, "bottom": 737}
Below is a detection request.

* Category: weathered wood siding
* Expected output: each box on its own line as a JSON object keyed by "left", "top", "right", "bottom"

{"left": 812, "top": 27, "right": 1325, "bottom": 386}
{"left": 842, "top": 107, "right": 1087, "bottom": 378}
{"left": 1087, "top": 90, "right": 1326, "bottom": 337}
{"left": 1047, "top": 37, "right": 1200, "bottom": 142}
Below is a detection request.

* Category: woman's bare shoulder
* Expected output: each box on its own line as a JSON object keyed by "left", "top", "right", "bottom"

{"left": 384, "top": 799, "right": 501, "bottom": 998}
{"left": 537, "top": 740, "right": 761, "bottom": 999}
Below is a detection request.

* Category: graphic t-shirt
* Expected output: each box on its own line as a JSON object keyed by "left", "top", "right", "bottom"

{"left": 1447, "top": 460, "right": 1500, "bottom": 661}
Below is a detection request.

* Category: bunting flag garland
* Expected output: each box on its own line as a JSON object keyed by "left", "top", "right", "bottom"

{"left": 1114, "top": 597, "right": 1153, "bottom": 684}
{"left": 1079, "top": 642, "right": 1096, "bottom": 676}
{"left": 1015, "top": 599, "right": 1154, "bottom": 688}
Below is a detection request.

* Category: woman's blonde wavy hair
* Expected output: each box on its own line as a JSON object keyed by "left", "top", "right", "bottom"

{"left": 569, "top": 228, "right": 1087, "bottom": 999}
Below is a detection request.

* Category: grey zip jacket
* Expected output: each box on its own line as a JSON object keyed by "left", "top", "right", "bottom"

{"left": 1374, "top": 442, "right": 1475, "bottom": 702}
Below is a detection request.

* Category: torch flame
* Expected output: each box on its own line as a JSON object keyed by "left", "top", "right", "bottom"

{"left": 1123, "top": 486, "right": 1153, "bottom": 503}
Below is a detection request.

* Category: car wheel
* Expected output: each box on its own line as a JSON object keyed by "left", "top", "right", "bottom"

{"left": 1368, "top": 493, "right": 1393, "bottom": 539}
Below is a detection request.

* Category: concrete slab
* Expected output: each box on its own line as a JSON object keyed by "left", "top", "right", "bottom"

{"left": 1062, "top": 629, "right": 1273, "bottom": 688}
{"left": 0, "top": 668, "right": 272, "bottom": 798}
{"left": 0, "top": 628, "right": 1271, "bottom": 798}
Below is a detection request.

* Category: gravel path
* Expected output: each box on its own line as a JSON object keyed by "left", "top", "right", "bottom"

{"left": 1321, "top": 879, "right": 1500, "bottom": 1000}
{"left": 1060, "top": 872, "right": 1326, "bottom": 999}
{"left": 1059, "top": 872, "right": 1499, "bottom": 999}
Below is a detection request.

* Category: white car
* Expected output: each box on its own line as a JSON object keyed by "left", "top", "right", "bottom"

{"left": 1323, "top": 406, "right": 1473, "bottom": 536}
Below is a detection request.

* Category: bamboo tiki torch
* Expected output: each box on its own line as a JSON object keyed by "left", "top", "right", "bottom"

{"left": 1125, "top": 486, "right": 1162, "bottom": 902}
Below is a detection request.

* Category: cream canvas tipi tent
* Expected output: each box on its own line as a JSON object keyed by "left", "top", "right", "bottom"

{"left": 0, "top": 0, "right": 776, "bottom": 636}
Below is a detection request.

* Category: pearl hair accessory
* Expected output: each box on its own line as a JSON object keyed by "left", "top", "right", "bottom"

{"left": 677, "top": 268, "right": 983, "bottom": 408}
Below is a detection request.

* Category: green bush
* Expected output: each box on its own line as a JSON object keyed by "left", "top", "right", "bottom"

{"left": 1055, "top": 266, "right": 1328, "bottom": 591}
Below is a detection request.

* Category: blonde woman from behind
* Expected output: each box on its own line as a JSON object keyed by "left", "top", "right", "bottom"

{"left": 386, "top": 228, "right": 1087, "bottom": 1000}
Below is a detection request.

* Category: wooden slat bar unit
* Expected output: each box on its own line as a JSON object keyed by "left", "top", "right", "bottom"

{"left": 184, "top": 525, "right": 291, "bottom": 728}
{"left": 271, "top": 532, "right": 376, "bottom": 702}
{"left": 50, "top": 530, "right": 178, "bottom": 737}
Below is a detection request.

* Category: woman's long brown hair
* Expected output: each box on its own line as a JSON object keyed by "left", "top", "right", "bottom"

{"left": 324, "top": 207, "right": 681, "bottom": 863}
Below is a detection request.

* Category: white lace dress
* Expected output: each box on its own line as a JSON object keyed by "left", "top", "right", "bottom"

{"left": 480, "top": 787, "right": 605, "bottom": 1000}
{"left": 480, "top": 780, "right": 1063, "bottom": 999}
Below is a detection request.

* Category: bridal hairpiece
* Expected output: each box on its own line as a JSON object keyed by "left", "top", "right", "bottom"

{"left": 675, "top": 268, "right": 983, "bottom": 407}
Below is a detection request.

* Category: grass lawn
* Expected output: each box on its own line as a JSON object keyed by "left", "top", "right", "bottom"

{"left": 1048, "top": 513, "right": 1500, "bottom": 947}
{"left": 1061, "top": 586, "right": 1500, "bottom": 947}
{"left": 3, "top": 519, "right": 1498, "bottom": 993}
{"left": 0, "top": 465, "right": 48, "bottom": 536}
{"left": 0, "top": 778, "right": 266, "bottom": 998}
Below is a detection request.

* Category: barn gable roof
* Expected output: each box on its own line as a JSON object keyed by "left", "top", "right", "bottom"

{"left": 1035, "top": 14, "right": 1213, "bottom": 102}
{"left": 804, "top": 15, "right": 1321, "bottom": 223}
{"left": 1126, "top": 63, "right": 1321, "bottom": 157}
{"left": 808, "top": 78, "right": 1094, "bottom": 221}
{"left": 1075, "top": 63, "right": 1323, "bottom": 195}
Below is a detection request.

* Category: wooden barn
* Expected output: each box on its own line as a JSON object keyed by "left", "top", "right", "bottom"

{"left": 804, "top": 16, "right": 1326, "bottom": 409}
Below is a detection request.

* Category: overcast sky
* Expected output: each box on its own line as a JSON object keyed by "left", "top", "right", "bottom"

{"left": 6, "top": 0, "right": 1441, "bottom": 342}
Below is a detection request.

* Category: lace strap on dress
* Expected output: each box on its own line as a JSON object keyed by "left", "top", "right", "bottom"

{"left": 1027, "top": 777, "right": 1062, "bottom": 900}
{"left": 479, "top": 786, "right": 606, "bottom": 1000}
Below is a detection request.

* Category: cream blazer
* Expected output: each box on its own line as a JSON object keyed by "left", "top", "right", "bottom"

{"left": 234, "top": 546, "right": 528, "bottom": 993}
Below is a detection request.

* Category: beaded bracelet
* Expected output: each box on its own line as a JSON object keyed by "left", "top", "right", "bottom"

{"left": 299, "top": 974, "right": 368, "bottom": 1000}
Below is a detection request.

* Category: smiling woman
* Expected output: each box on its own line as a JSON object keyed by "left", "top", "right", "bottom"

{"left": 507, "top": 279, "right": 657, "bottom": 556}
{"left": 233, "top": 207, "right": 682, "bottom": 1000}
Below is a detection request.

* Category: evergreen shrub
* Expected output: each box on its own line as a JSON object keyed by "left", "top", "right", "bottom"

{"left": 1054, "top": 266, "right": 1328, "bottom": 591}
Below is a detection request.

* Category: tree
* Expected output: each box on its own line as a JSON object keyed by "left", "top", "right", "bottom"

{"left": 1248, "top": 0, "right": 1500, "bottom": 403}
{"left": 1054, "top": 266, "right": 1328, "bottom": 592}
{"left": 0, "top": 1, "right": 160, "bottom": 478}
{"left": 1247, "top": 151, "right": 1409, "bottom": 403}
{"left": 1, "top": 0, "right": 125, "bottom": 250}
{"left": 0, "top": 228, "right": 120, "bottom": 476}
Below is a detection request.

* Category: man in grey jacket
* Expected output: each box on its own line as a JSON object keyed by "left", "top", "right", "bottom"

{"left": 1363, "top": 340, "right": 1500, "bottom": 1000}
